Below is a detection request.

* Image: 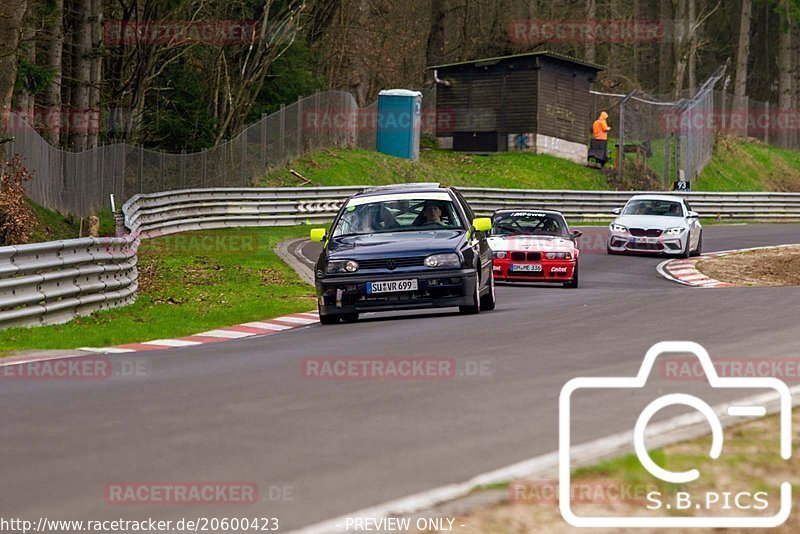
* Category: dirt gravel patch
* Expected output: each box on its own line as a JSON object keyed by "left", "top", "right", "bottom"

{"left": 696, "top": 245, "right": 800, "bottom": 286}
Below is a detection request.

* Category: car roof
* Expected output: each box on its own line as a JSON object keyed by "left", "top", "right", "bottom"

{"left": 493, "top": 209, "right": 565, "bottom": 217}
{"left": 626, "top": 194, "right": 685, "bottom": 203}
{"left": 353, "top": 183, "right": 449, "bottom": 199}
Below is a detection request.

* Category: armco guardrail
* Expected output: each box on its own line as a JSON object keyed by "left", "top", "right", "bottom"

{"left": 0, "top": 236, "right": 138, "bottom": 329}
{"left": 123, "top": 187, "right": 800, "bottom": 236}
{"left": 5, "top": 186, "right": 800, "bottom": 331}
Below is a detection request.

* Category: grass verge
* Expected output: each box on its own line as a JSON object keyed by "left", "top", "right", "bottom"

{"left": 260, "top": 147, "right": 611, "bottom": 190}
{"left": 429, "top": 410, "right": 799, "bottom": 533}
{"left": 0, "top": 226, "right": 315, "bottom": 355}
{"left": 260, "top": 138, "right": 800, "bottom": 193}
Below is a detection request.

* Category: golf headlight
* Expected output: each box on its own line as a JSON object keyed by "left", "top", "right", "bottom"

{"left": 664, "top": 227, "right": 685, "bottom": 236}
{"left": 424, "top": 253, "right": 461, "bottom": 268}
{"left": 326, "top": 260, "right": 359, "bottom": 273}
{"left": 610, "top": 224, "right": 628, "bottom": 233}
{"left": 546, "top": 252, "right": 572, "bottom": 260}
{"left": 492, "top": 251, "right": 506, "bottom": 259}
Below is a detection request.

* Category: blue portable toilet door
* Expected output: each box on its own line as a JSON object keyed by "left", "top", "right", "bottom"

{"left": 376, "top": 89, "right": 422, "bottom": 161}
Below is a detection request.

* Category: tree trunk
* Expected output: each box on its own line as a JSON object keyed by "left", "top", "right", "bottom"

{"left": 776, "top": 0, "right": 794, "bottom": 148}
{"left": 0, "top": 0, "right": 27, "bottom": 137}
{"left": 88, "top": 0, "right": 102, "bottom": 148}
{"left": 733, "top": 0, "right": 752, "bottom": 100}
{"left": 687, "top": 0, "right": 697, "bottom": 93}
{"left": 585, "top": 0, "right": 596, "bottom": 64}
{"left": 17, "top": 6, "right": 36, "bottom": 127}
{"left": 41, "top": 0, "right": 63, "bottom": 145}
{"left": 69, "top": 0, "right": 91, "bottom": 151}
{"left": 658, "top": 0, "right": 673, "bottom": 94}
{"left": 426, "top": 0, "right": 446, "bottom": 67}
{"left": 673, "top": 0, "right": 688, "bottom": 97}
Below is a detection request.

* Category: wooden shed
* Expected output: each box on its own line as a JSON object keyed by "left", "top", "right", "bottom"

{"left": 429, "top": 51, "right": 603, "bottom": 163}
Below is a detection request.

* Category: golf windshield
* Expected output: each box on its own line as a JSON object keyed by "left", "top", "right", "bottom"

{"left": 623, "top": 199, "right": 684, "bottom": 217}
{"left": 332, "top": 196, "right": 463, "bottom": 237}
{"left": 490, "top": 212, "right": 569, "bottom": 237}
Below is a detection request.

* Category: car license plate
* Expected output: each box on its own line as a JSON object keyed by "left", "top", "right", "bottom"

{"left": 633, "top": 237, "right": 659, "bottom": 244}
{"left": 510, "top": 264, "right": 542, "bottom": 272}
{"left": 367, "top": 279, "right": 418, "bottom": 294}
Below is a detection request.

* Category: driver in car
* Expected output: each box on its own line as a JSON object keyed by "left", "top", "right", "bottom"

{"left": 419, "top": 202, "right": 444, "bottom": 226}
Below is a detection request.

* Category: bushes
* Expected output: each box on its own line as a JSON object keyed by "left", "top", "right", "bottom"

{"left": 0, "top": 154, "right": 36, "bottom": 246}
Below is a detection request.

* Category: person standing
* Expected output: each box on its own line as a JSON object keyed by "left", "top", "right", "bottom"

{"left": 589, "top": 111, "right": 611, "bottom": 167}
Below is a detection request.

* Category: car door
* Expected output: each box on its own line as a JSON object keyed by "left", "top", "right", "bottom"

{"left": 453, "top": 189, "right": 492, "bottom": 284}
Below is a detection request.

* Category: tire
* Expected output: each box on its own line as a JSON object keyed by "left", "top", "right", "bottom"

{"left": 340, "top": 312, "right": 359, "bottom": 323}
{"left": 459, "top": 273, "right": 481, "bottom": 315}
{"left": 319, "top": 312, "right": 340, "bottom": 325}
{"left": 317, "top": 306, "right": 339, "bottom": 324}
{"left": 679, "top": 236, "right": 691, "bottom": 258}
{"left": 690, "top": 231, "right": 703, "bottom": 257}
{"left": 479, "top": 272, "right": 496, "bottom": 311}
{"left": 564, "top": 262, "right": 579, "bottom": 288}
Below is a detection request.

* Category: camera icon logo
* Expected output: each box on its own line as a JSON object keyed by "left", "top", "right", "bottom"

{"left": 559, "top": 341, "right": 792, "bottom": 528}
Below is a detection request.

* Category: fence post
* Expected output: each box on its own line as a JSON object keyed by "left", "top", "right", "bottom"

{"left": 297, "top": 95, "right": 302, "bottom": 155}
{"left": 764, "top": 101, "right": 769, "bottom": 144}
{"left": 261, "top": 112, "right": 267, "bottom": 172}
{"left": 180, "top": 149, "right": 186, "bottom": 189}
{"left": 279, "top": 104, "right": 285, "bottom": 164}
{"left": 314, "top": 90, "right": 321, "bottom": 151}
{"left": 138, "top": 145, "right": 144, "bottom": 193}
{"left": 664, "top": 133, "right": 671, "bottom": 188}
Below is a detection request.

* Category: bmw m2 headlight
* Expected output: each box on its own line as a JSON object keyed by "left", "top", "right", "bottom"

{"left": 546, "top": 252, "right": 572, "bottom": 260}
{"left": 664, "top": 227, "right": 686, "bottom": 236}
{"left": 610, "top": 224, "right": 628, "bottom": 233}
{"left": 424, "top": 253, "right": 461, "bottom": 268}
{"left": 492, "top": 251, "right": 507, "bottom": 259}
{"left": 326, "top": 260, "right": 359, "bottom": 274}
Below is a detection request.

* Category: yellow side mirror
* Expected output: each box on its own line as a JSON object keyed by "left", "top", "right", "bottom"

{"left": 310, "top": 228, "right": 327, "bottom": 242}
{"left": 472, "top": 217, "right": 492, "bottom": 232}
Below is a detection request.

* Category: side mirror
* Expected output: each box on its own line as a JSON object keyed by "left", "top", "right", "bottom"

{"left": 612, "top": 207, "right": 622, "bottom": 215}
{"left": 310, "top": 228, "right": 327, "bottom": 242}
{"left": 571, "top": 230, "right": 583, "bottom": 239}
{"left": 472, "top": 217, "right": 492, "bottom": 232}
{"left": 687, "top": 211, "right": 699, "bottom": 219}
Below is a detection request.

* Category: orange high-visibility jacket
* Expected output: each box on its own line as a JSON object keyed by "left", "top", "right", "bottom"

{"left": 592, "top": 112, "right": 611, "bottom": 140}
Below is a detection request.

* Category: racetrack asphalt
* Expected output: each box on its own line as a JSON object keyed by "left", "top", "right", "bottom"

{"left": 1, "top": 224, "right": 798, "bottom": 531}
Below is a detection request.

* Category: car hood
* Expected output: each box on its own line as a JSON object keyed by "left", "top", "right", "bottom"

{"left": 327, "top": 230, "right": 465, "bottom": 260}
{"left": 488, "top": 235, "right": 575, "bottom": 252}
{"left": 613, "top": 215, "right": 686, "bottom": 230}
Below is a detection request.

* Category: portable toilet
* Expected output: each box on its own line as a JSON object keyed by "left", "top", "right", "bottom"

{"left": 376, "top": 89, "right": 422, "bottom": 161}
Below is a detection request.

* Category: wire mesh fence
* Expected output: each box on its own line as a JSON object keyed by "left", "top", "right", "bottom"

{"left": 4, "top": 74, "right": 797, "bottom": 217}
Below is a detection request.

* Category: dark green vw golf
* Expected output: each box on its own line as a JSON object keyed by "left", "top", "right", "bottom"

{"left": 309, "top": 184, "right": 495, "bottom": 324}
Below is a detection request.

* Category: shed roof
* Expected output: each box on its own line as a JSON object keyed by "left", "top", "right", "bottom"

{"left": 428, "top": 51, "right": 604, "bottom": 72}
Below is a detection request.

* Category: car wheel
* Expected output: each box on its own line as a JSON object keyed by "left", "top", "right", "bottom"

{"left": 479, "top": 272, "right": 496, "bottom": 311}
{"left": 459, "top": 273, "right": 481, "bottom": 315}
{"left": 340, "top": 312, "right": 359, "bottom": 323}
{"left": 690, "top": 231, "right": 703, "bottom": 257}
{"left": 319, "top": 312, "right": 340, "bottom": 325}
{"left": 564, "top": 262, "right": 579, "bottom": 288}
{"left": 679, "top": 235, "right": 692, "bottom": 258}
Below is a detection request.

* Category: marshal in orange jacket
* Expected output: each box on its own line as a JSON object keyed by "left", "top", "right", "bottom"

{"left": 592, "top": 112, "right": 611, "bottom": 140}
